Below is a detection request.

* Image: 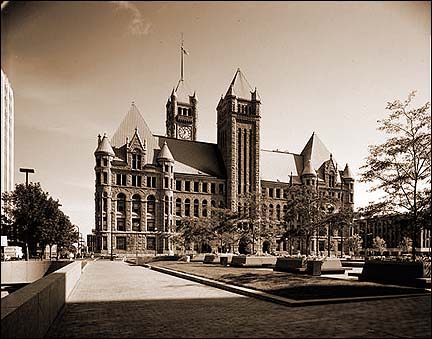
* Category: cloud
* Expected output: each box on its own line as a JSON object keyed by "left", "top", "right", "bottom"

{"left": 111, "top": 1, "right": 152, "bottom": 35}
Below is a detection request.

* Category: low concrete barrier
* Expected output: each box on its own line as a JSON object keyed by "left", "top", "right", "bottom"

{"left": 1, "top": 261, "right": 82, "bottom": 338}
{"left": 190, "top": 253, "right": 208, "bottom": 262}
{"left": 1, "top": 261, "right": 71, "bottom": 284}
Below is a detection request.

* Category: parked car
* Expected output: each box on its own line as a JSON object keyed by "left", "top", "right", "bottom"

{"left": 3, "top": 246, "right": 24, "bottom": 260}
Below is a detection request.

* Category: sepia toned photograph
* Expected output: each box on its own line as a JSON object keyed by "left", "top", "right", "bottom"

{"left": 1, "top": 1, "right": 430, "bottom": 338}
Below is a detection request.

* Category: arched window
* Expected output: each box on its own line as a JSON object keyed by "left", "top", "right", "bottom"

{"left": 283, "top": 205, "right": 288, "bottom": 217}
{"left": 269, "top": 204, "right": 274, "bottom": 220}
{"left": 117, "top": 193, "right": 126, "bottom": 214}
{"left": 132, "top": 194, "right": 141, "bottom": 215}
{"left": 194, "top": 199, "right": 199, "bottom": 217}
{"left": 276, "top": 204, "right": 281, "bottom": 220}
{"left": 329, "top": 172, "right": 335, "bottom": 188}
{"left": 116, "top": 193, "right": 126, "bottom": 231}
{"left": 176, "top": 198, "right": 182, "bottom": 216}
{"left": 147, "top": 195, "right": 156, "bottom": 231}
{"left": 185, "top": 198, "right": 190, "bottom": 217}
{"left": 202, "top": 200, "right": 208, "bottom": 217}
{"left": 211, "top": 200, "right": 216, "bottom": 208}
{"left": 262, "top": 204, "right": 267, "bottom": 219}
{"left": 131, "top": 194, "right": 141, "bottom": 232}
{"left": 147, "top": 195, "right": 155, "bottom": 215}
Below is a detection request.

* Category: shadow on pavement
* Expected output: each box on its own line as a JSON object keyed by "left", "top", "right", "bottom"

{"left": 45, "top": 296, "right": 431, "bottom": 338}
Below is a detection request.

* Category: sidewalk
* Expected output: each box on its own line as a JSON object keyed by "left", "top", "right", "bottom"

{"left": 46, "top": 261, "right": 431, "bottom": 338}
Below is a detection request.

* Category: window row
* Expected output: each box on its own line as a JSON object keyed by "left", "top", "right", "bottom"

{"left": 174, "top": 198, "right": 225, "bottom": 218}
{"left": 96, "top": 236, "right": 169, "bottom": 251}
{"left": 175, "top": 180, "right": 224, "bottom": 194}
{"left": 178, "top": 107, "right": 192, "bottom": 116}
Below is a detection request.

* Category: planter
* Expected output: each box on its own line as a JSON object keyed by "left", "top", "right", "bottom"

{"left": 306, "top": 260, "right": 322, "bottom": 276}
{"left": 203, "top": 254, "right": 220, "bottom": 264}
{"left": 360, "top": 260, "right": 430, "bottom": 286}
{"left": 274, "top": 257, "right": 306, "bottom": 273}
{"left": 230, "top": 255, "right": 277, "bottom": 267}
{"left": 321, "top": 258, "right": 345, "bottom": 274}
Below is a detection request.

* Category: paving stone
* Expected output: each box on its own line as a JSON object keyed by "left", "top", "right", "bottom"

{"left": 46, "top": 261, "right": 431, "bottom": 338}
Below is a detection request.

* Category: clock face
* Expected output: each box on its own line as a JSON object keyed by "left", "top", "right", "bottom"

{"left": 178, "top": 126, "right": 192, "bottom": 140}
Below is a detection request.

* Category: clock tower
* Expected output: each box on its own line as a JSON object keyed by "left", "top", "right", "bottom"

{"left": 165, "top": 80, "right": 198, "bottom": 141}
{"left": 165, "top": 39, "right": 198, "bottom": 141}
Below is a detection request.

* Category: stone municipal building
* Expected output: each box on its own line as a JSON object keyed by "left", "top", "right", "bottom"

{"left": 91, "top": 68, "right": 354, "bottom": 256}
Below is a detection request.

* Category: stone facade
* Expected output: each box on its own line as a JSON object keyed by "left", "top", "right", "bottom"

{"left": 1, "top": 69, "right": 14, "bottom": 203}
{"left": 92, "top": 68, "right": 355, "bottom": 256}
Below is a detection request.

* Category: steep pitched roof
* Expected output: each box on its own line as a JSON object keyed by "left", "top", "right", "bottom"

{"left": 260, "top": 150, "right": 303, "bottom": 184}
{"left": 300, "top": 132, "right": 338, "bottom": 171}
{"left": 111, "top": 103, "right": 159, "bottom": 162}
{"left": 175, "top": 79, "right": 195, "bottom": 104}
{"left": 155, "top": 136, "right": 226, "bottom": 178}
{"left": 225, "top": 68, "right": 260, "bottom": 101}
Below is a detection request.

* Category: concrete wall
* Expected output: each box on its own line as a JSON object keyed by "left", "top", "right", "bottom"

{"left": 1, "top": 261, "right": 82, "bottom": 338}
{"left": 1, "top": 261, "right": 72, "bottom": 284}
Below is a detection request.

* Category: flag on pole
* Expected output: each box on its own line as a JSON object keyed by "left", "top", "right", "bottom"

{"left": 181, "top": 46, "right": 189, "bottom": 56}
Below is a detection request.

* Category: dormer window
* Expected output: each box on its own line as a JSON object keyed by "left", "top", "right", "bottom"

{"left": 132, "top": 149, "right": 142, "bottom": 170}
{"left": 329, "top": 173, "right": 335, "bottom": 188}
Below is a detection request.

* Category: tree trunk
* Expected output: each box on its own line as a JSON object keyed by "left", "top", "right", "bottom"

{"left": 411, "top": 217, "right": 417, "bottom": 262}
{"left": 49, "top": 245, "right": 52, "bottom": 261}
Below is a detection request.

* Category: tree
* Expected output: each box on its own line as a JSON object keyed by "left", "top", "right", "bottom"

{"left": 283, "top": 185, "right": 338, "bottom": 256}
{"left": 347, "top": 234, "right": 363, "bottom": 257}
{"left": 360, "top": 91, "right": 431, "bottom": 261}
{"left": 372, "top": 236, "right": 387, "bottom": 256}
{"left": 326, "top": 205, "right": 355, "bottom": 257}
{"left": 398, "top": 236, "right": 412, "bottom": 255}
{"left": 1, "top": 182, "right": 77, "bottom": 259}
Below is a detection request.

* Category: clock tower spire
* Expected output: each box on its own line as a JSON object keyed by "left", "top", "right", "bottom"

{"left": 165, "top": 34, "right": 198, "bottom": 141}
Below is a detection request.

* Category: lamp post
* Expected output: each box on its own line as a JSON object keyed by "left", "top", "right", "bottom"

{"left": 19, "top": 168, "right": 34, "bottom": 187}
{"left": 19, "top": 167, "right": 35, "bottom": 261}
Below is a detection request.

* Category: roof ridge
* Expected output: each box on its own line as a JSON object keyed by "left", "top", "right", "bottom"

{"left": 154, "top": 134, "right": 218, "bottom": 147}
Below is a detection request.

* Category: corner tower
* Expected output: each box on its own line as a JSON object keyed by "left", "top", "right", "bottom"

{"left": 217, "top": 68, "right": 261, "bottom": 210}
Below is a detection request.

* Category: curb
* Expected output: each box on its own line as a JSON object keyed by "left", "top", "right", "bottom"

{"left": 146, "top": 264, "right": 431, "bottom": 308}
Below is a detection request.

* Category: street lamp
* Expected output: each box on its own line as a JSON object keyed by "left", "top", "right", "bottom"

{"left": 19, "top": 168, "right": 35, "bottom": 187}
{"left": 19, "top": 167, "right": 35, "bottom": 261}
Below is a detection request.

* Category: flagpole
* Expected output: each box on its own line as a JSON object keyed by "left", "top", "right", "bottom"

{"left": 180, "top": 33, "right": 184, "bottom": 81}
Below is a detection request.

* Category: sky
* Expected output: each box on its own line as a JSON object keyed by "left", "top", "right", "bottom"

{"left": 1, "top": 1, "right": 430, "bottom": 238}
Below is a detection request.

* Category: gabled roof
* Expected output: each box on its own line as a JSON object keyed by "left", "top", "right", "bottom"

{"left": 94, "top": 134, "right": 115, "bottom": 156}
{"left": 300, "top": 132, "right": 338, "bottom": 171}
{"left": 175, "top": 79, "right": 195, "bottom": 104}
{"left": 260, "top": 150, "right": 303, "bottom": 184}
{"left": 225, "top": 68, "right": 260, "bottom": 101}
{"left": 111, "top": 103, "right": 159, "bottom": 162}
{"left": 155, "top": 136, "right": 226, "bottom": 178}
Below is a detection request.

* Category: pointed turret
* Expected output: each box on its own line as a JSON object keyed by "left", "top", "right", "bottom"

{"left": 157, "top": 141, "right": 174, "bottom": 162}
{"left": 302, "top": 159, "right": 317, "bottom": 177}
{"left": 94, "top": 133, "right": 115, "bottom": 156}
{"left": 342, "top": 163, "right": 354, "bottom": 180}
{"left": 225, "top": 68, "right": 260, "bottom": 101}
{"left": 301, "top": 132, "right": 337, "bottom": 171}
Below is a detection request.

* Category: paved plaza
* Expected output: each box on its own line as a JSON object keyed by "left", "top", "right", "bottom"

{"left": 46, "top": 261, "right": 431, "bottom": 338}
